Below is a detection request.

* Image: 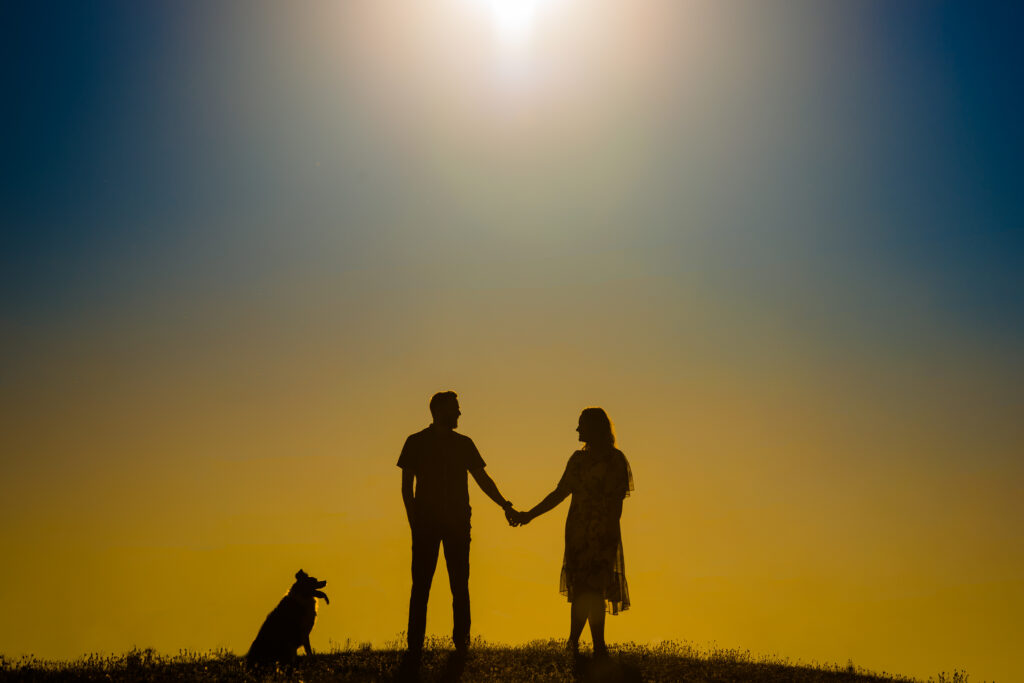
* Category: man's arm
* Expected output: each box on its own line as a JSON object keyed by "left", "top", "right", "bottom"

{"left": 401, "top": 469, "right": 416, "bottom": 528}
{"left": 470, "top": 467, "right": 513, "bottom": 511}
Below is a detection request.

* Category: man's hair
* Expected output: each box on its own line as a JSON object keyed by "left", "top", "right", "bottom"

{"left": 429, "top": 391, "right": 459, "bottom": 417}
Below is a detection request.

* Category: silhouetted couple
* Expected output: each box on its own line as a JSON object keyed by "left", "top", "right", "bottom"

{"left": 398, "top": 391, "right": 633, "bottom": 673}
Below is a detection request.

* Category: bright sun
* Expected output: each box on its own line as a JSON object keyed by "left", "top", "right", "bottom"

{"left": 486, "top": 0, "right": 542, "bottom": 45}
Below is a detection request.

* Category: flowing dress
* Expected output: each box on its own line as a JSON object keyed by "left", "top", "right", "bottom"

{"left": 557, "top": 446, "right": 633, "bottom": 614}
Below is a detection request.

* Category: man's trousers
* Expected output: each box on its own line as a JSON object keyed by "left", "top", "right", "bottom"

{"left": 407, "top": 520, "right": 471, "bottom": 653}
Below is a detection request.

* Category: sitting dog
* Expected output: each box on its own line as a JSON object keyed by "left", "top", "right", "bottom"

{"left": 247, "top": 569, "right": 329, "bottom": 663}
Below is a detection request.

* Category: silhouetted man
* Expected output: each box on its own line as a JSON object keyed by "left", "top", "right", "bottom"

{"left": 398, "top": 391, "right": 514, "bottom": 665}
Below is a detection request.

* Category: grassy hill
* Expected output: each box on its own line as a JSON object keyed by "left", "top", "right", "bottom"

{"left": 0, "top": 640, "right": 969, "bottom": 682}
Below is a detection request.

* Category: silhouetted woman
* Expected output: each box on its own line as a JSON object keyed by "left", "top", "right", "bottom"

{"left": 515, "top": 407, "right": 633, "bottom": 656}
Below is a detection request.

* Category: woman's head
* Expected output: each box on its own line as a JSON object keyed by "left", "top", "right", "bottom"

{"left": 576, "top": 407, "right": 615, "bottom": 448}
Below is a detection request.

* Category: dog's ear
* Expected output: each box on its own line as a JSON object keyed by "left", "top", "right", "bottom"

{"left": 296, "top": 569, "right": 307, "bottom": 580}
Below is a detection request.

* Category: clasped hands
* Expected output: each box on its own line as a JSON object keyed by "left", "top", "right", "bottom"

{"left": 502, "top": 502, "right": 531, "bottom": 527}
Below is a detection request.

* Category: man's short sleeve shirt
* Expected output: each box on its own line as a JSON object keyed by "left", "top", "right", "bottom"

{"left": 398, "top": 427, "right": 486, "bottom": 524}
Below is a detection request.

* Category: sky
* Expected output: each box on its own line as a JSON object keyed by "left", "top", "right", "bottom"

{"left": 2, "top": 1, "right": 1022, "bottom": 680}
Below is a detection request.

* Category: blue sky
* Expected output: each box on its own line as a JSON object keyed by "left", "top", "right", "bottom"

{"left": 3, "top": 2, "right": 1022, "bottom": 337}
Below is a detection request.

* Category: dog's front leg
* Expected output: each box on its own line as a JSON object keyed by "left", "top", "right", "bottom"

{"left": 303, "top": 635, "right": 313, "bottom": 656}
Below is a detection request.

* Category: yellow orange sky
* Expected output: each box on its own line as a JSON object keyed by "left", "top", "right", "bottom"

{"left": 2, "top": 2, "right": 1022, "bottom": 681}
{"left": 3, "top": 271, "right": 1021, "bottom": 680}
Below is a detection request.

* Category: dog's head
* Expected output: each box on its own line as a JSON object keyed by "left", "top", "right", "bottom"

{"left": 292, "top": 569, "right": 329, "bottom": 605}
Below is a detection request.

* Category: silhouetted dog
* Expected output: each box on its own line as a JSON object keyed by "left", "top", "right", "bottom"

{"left": 247, "top": 570, "right": 329, "bottom": 663}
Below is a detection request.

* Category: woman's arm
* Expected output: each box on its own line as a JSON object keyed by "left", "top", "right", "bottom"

{"left": 523, "top": 485, "right": 570, "bottom": 523}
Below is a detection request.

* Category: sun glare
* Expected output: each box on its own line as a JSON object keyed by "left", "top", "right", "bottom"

{"left": 487, "top": 0, "right": 542, "bottom": 45}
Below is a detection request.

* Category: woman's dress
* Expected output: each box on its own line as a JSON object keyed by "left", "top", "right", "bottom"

{"left": 557, "top": 447, "right": 633, "bottom": 614}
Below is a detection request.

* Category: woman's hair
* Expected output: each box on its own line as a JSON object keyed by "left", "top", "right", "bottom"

{"left": 580, "top": 407, "right": 615, "bottom": 447}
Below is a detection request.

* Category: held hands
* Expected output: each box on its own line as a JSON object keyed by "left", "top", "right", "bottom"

{"left": 503, "top": 505, "right": 531, "bottom": 527}
{"left": 502, "top": 501, "right": 521, "bottom": 527}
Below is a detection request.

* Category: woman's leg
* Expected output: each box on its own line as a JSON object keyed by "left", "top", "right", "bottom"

{"left": 588, "top": 594, "right": 607, "bottom": 655}
{"left": 568, "top": 597, "right": 588, "bottom": 650}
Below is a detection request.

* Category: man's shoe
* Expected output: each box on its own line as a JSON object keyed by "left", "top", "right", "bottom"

{"left": 398, "top": 649, "right": 422, "bottom": 681}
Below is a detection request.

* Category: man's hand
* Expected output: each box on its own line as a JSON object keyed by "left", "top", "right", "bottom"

{"left": 502, "top": 500, "right": 520, "bottom": 527}
{"left": 505, "top": 507, "right": 531, "bottom": 527}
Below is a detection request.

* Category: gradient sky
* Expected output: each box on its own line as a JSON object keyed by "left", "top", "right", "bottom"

{"left": 2, "top": 2, "right": 1022, "bottom": 681}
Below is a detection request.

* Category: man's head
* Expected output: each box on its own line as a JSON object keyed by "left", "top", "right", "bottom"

{"left": 429, "top": 391, "right": 460, "bottom": 430}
